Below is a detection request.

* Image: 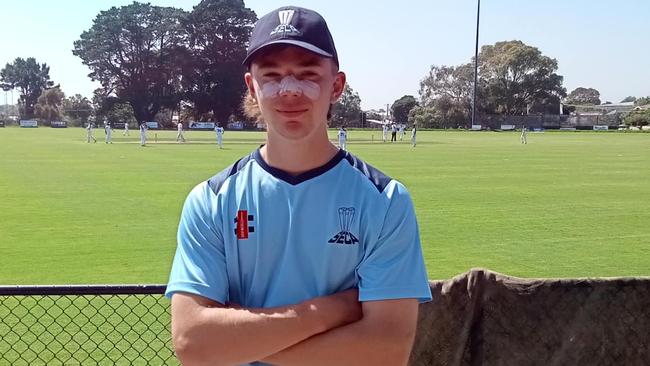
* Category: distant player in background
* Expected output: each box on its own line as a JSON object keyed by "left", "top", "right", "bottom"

{"left": 176, "top": 122, "right": 186, "bottom": 143}
{"left": 123, "top": 122, "right": 130, "bottom": 136}
{"left": 520, "top": 126, "right": 528, "bottom": 144}
{"left": 338, "top": 126, "right": 347, "bottom": 150}
{"left": 390, "top": 123, "right": 397, "bottom": 142}
{"left": 104, "top": 121, "right": 112, "bottom": 144}
{"left": 139, "top": 122, "right": 147, "bottom": 146}
{"left": 399, "top": 124, "right": 405, "bottom": 140}
{"left": 382, "top": 123, "right": 388, "bottom": 142}
{"left": 86, "top": 122, "right": 97, "bottom": 143}
{"left": 215, "top": 124, "right": 224, "bottom": 148}
{"left": 411, "top": 125, "right": 417, "bottom": 147}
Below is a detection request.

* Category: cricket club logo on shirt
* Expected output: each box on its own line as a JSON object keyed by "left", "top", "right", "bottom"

{"left": 270, "top": 10, "right": 301, "bottom": 36}
{"left": 234, "top": 210, "right": 255, "bottom": 239}
{"left": 328, "top": 207, "right": 359, "bottom": 245}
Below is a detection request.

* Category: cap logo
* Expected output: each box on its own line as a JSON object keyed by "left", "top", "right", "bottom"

{"left": 270, "top": 10, "right": 301, "bottom": 36}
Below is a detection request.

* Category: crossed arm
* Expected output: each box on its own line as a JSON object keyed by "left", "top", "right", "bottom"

{"left": 171, "top": 290, "right": 419, "bottom": 366}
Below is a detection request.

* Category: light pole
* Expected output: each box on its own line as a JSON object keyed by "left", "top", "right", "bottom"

{"left": 471, "top": 0, "right": 481, "bottom": 128}
{"left": 11, "top": 89, "right": 15, "bottom": 117}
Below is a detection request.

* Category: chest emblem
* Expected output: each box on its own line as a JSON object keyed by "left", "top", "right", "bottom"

{"left": 328, "top": 207, "right": 359, "bottom": 245}
{"left": 234, "top": 210, "right": 255, "bottom": 239}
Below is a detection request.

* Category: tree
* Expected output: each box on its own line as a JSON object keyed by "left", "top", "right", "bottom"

{"left": 391, "top": 95, "right": 418, "bottom": 123}
{"left": 154, "top": 108, "right": 175, "bottom": 128}
{"left": 365, "top": 110, "right": 383, "bottom": 121}
{"left": 330, "top": 83, "right": 362, "bottom": 127}
{"left": 409, "top": 97, "right": 469, "bottom": 129}
{"left": 63, "top": 94, "right": 93, "bottom": 126}
{"left": 183, "top": 0, "right": 256, "bottom": 122}
{"left": 417, "top": 64, "right": 476, "bottom": 127}
{"left": 73, "top": 2, "right": 188, "bottom": 123}
{"left": 419, "top": 64, "right": 474, "bottom": 108}
{"left": 621, "top": 96, "right": 636, "bottom": 103}
{"left": 92, "top": 88, "right": 137, "bottom": 127}
{"left": 0, "top": 104, "right": 18, "bottom": 119}
{"left": 35, "top": 86, "right": 65, "bottom": 124}
{"left": 105, "top": 103, "right": 138, "bottom": 127}
{"left": 634, "top": 96, "right": 650, "bottom": 106}
{"left": 408, "top": 105, "right": 437, "bottom": 128}
{"left": 566, "top": 87, "right": 601, "bottom": 105}
{"left": 0, "top": 57, "right": 54, "bottom": 118}
{"left": 433, "top": 96, "right": 472, "bottom": 127}
{"left": 418, "top": 41, "right": 566, "bottom": 124}
{"left": 624, "top": 109, "right": 650, "bottom": 126}
{"left": 527, "top": 94, "right": 562, "bottom": 114}
{"left": 478, "top": 40, "right": 566, "bottom": 115}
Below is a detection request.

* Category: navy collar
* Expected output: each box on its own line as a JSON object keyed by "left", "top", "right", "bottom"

{"left": 253, "top": 147, "right": 346, "bottom": 185}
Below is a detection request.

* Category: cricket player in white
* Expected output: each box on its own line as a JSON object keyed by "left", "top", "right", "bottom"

{"left": 139, "top": 123, "right": 147, "bottom": 146}
{"left": 399, "top": 124, "right": 405, "bottom": 140}
{"left": 382, "top": 124, "right": 388, "bottom": 142}
{"left": 215, "top": 125, "right": 224, "bottom": 148}
{"left": 123, "top": 122, "right": 130, "bottom": 136}
{"left": 176, "top": 122, "right": 185, "bottom": 143}
{"left": 337, "top": 126, "right": 347, "bottom": 150}
{"left": 105, "top": 122, "right": 112, "bottom": 144}
{"left": 411, "top": 125, "right": 417, "bottom": 147}
{"left": 86, "top": 123, "right": 97, "bottom": 143}
{"left": 520, "top": 126, "right": 528, "bottom": 144}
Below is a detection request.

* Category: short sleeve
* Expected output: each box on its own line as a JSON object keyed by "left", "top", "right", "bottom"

{"left": 357, "top": 182, "right": 432, "bottom": 303}
{"left": 165, "top": 182, "right": 229, "bottom": 304}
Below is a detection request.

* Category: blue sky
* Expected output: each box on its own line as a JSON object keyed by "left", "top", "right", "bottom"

{"left": 1, "top": 0, "right": 648, "bottom": 110}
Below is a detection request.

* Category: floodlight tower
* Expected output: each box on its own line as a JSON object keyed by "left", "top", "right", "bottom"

{"left": 471, "top": 0, "right": 481, "bottom": 128}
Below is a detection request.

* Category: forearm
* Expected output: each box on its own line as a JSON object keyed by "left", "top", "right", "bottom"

{"left": 173, "top": 301, "right": 324, "bottom": 366}
{"left": 261, "top": 315, "right": 416, "bottom": 366}
{"left": 172, "top": 289, "right": 361, "bottom": 366}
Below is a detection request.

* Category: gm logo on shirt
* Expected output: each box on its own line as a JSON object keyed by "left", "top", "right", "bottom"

{"left": 328, "top": 207, "right": 359, "bottom": 245}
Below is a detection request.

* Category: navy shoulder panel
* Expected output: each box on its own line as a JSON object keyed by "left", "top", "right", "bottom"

{"left": 343, "top": 152, "right": 393, "bottom": 193}
{"left": 207, "top": 153, "right": 254, "bottom": 195}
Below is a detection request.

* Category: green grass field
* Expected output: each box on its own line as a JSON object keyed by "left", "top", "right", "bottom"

{"left": 1, "top": 127, "right": 649, "bottom": 284}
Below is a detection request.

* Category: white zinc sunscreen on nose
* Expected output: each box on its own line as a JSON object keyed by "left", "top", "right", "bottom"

{"left": 258, "top": 75, "right": 320, "bottom": 100}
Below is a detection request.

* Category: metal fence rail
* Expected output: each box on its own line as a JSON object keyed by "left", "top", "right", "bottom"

{"left": 0, "top": 285, "right": 176, "bottom": 366}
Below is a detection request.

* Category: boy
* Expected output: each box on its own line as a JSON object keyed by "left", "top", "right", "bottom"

{"left": 166, "top": 6, "right": 431, "bottom": 366}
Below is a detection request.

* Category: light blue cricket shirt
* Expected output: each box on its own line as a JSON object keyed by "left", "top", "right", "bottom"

{"left": 166, "top": 148, "right": 432, "bottom": 365}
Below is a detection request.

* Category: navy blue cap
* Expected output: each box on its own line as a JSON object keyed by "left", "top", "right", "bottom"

{"left": 244, "top": 6, "right": 339, "bottom": 67}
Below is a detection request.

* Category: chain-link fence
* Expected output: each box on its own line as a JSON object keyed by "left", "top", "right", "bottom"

{"left": 3, "top": 275, "right": 649, "bottom": 366}
{"left": 0, "top": 285, "right": 177, "bottom": 366}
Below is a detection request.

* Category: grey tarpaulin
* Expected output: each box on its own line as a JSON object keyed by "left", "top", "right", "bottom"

{"left": 409, "top": 268, "right": 649, "bottom": 366}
